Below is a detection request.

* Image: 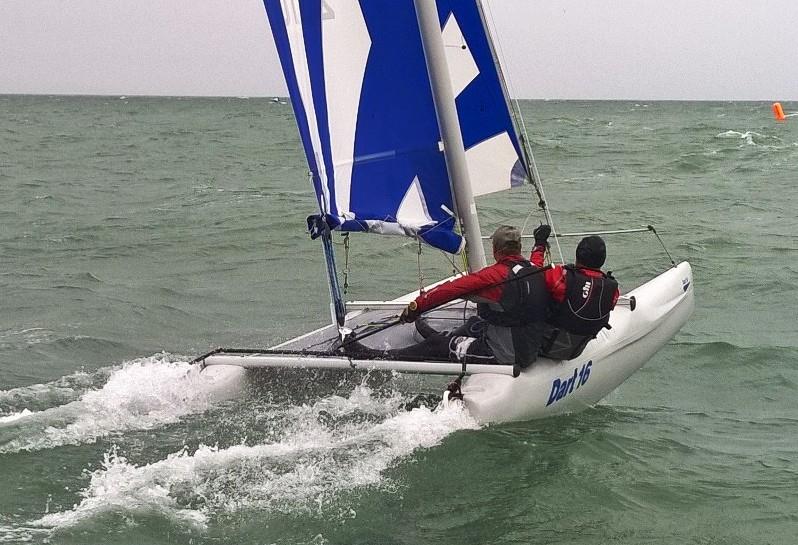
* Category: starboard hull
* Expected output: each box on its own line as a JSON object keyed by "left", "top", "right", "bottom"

{"left": 460, "top": 262, "right": 694, "bottom": 423}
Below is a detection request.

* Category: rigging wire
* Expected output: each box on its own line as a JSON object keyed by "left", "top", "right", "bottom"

{"left": 647, "top": 225, "right": 677, "bottom": 266}
{"left": 480, "top": 0, "right": 565, "bottom": 264}
{"left": 417, "top": 238, "right": 425, "bottom": 294}
{"left": 440, "top": 249, "right": 465, "bottom": 277}
{"left": 337, "top": 230, "right": 467, "bottom": 308}
{"left": 341, "top": 233, "right": 351, "bottom": 295}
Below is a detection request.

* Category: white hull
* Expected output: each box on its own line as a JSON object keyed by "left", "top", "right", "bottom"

{"left": 198, "top": 262, "right": 693, "bottom": 425}
{"left": 461, "top": 262, "right": 694, "bottom": 423}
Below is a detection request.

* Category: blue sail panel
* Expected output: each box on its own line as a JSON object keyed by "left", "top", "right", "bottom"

{"left": 264, "top": 0, "right": 528, "bottom": 254}
{"left": 438, "top": 0, "right": 531, "bottom": 196}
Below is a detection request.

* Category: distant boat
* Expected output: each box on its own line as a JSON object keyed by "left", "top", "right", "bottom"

{"left": 193, "top": 0, "right": 694, "bottom": 424}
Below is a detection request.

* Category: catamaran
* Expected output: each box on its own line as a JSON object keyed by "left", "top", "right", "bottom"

{"left": 192, "top": 0, "right": 695, "bottom": 424}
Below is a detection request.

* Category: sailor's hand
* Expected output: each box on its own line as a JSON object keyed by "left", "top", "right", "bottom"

{"left": 533, "top": 224, "right": 551, "bottom": 246}
{"left": 400, "top": 301, "right": 420, "bottom": 323}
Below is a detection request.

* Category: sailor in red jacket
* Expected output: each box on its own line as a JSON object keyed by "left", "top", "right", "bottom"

{"left": 531, "top": 226, "right": 620, "bottom": 360}
{"left": 345, "top": 225, "right": 550, "bottom": 367}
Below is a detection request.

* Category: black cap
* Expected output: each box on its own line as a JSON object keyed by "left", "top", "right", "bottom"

{"left": 576, "top": 235, "right": 606, "bottom": 268}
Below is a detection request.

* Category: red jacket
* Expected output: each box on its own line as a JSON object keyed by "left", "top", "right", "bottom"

{"left": 529, "top": 244, "right": 620, "bottom": 306}
{"left": 414, "top": 254, "right": 528, "bottom": 313}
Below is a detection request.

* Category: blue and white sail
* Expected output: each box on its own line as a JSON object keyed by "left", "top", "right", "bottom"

{"left": 264, "top": 0, "right": 530, "bottom": 254}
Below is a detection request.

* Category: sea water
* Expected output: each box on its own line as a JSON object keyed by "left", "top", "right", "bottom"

{"left": 1, "top": 96, "right": 797, "bottom": 544}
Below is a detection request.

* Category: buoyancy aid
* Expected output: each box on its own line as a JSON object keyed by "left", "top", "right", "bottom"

{"left": 477, "top": 260, "right": 550, "bottom": 367}
{"left": 541, "top": 265, "right": 618, "bottom": 361}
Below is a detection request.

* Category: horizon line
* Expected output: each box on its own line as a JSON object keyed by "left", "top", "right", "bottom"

{"left": 1, "top": 92, "right": 794, "bottom": 103}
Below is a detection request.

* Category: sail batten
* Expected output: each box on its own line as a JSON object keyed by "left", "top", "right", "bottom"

{"left": 264, "top": 0, "right": 529, "bottom": 254}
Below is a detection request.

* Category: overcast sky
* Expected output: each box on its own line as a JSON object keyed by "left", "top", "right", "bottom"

{"left": 1, "top": 0, "right": 796, "bottom": 100}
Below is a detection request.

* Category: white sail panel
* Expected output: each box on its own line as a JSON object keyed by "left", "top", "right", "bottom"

{"left": 442, "top": 14, "right": 479, "bottom": 97}
{"left": 396, "top": 177, "right": 435, "bottom": 230}
{"left": 277, "top": 0, "right": 332, "bottom": 212}
{"left": 322, "top": 0, "right": 371, "bottom": 220}
{"left": 466, "top": 132, "right": 525, "bottom": 197}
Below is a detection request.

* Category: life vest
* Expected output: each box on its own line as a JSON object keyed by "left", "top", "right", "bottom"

{"left": 540, "top": 265, "right": 617, "bottom": 361}
{"left": 477, "top": 259, "right": 550, "bottom": 367}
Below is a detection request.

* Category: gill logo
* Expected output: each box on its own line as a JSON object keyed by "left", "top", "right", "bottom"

{"left": 581, "top": 280, "right": 591, "bottom": 299}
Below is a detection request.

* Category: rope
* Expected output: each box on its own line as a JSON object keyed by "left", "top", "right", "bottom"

{"left": 440, "top": 250, "right": 465, "bottom": 277}
{"left": 479, "top": 224, "right": 678, "bottom": 268}
{"left": 648, "top": 225, "right": 676, "bottom": 266}
{"left": 342, "top": 233, "right": 351, "bottom": 295}
{"left": 330, "top": 232, "right": 352, "bottom": 300}
{"left": 445, "top": 354, "right": 469, "bottom": 401}
{"left": 480, "top": 0, "right": 565, "bottom": 264}
{"left": 446, "top": 375, "right": 464, "bottom": 401}
{"left": 546, "top": 227, "right": 654, "bottom": 238}
{"left": 417, "top": 238, "right": 425, "bottom": 295}
{"left": 336, "top": 264, "right": 553, "bottom": 350}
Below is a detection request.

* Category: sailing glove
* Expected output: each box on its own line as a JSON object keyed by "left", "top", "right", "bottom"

{"left": 400, "top": 300, "right": 421, "bottom": 323}
{"left": 533, "top": 224, "right": 552, "bottom": 246}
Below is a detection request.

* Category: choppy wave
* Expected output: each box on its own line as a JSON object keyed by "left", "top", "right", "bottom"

{"left": 715, "top": 129, "right": 785, "bottom": 147}
{"left": 667, "top": 151, "right": 717, "bottom": 173}
{"left": 0, "top": 354, "right": 245, "bottom": 453}
{"left": 0, "top": 367, "right": 104, "bottom": 413}
{"left": 32, "top": 387, "right": 477, "bottom": 532}
{"left": 4, "top": 97, "right": 798, "bottom": 544}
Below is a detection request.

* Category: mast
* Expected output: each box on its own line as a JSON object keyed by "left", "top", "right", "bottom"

{"left": 414, "top": 0, "right": 487, "bottom": 272}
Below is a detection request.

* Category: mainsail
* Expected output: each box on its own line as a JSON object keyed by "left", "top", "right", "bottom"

{"left": 264, "top": 0, "right": 529, "bottom": 254}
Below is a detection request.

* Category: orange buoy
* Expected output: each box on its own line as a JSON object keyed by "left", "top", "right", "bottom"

{"left": 772, "top": 102, "right": 786, "bottom": 121}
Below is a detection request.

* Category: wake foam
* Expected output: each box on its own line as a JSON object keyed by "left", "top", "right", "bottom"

{"left": 33, "top": 385, "right": 479, "bottom": 532}
{"left": 0, "top": 354, "right": 245, "bottom": 453}
{"left": 0, "top": 523, "right": 49, "bottom": 544}
{"left": 0, "top": 409, "right": 33, "bottom": 424}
